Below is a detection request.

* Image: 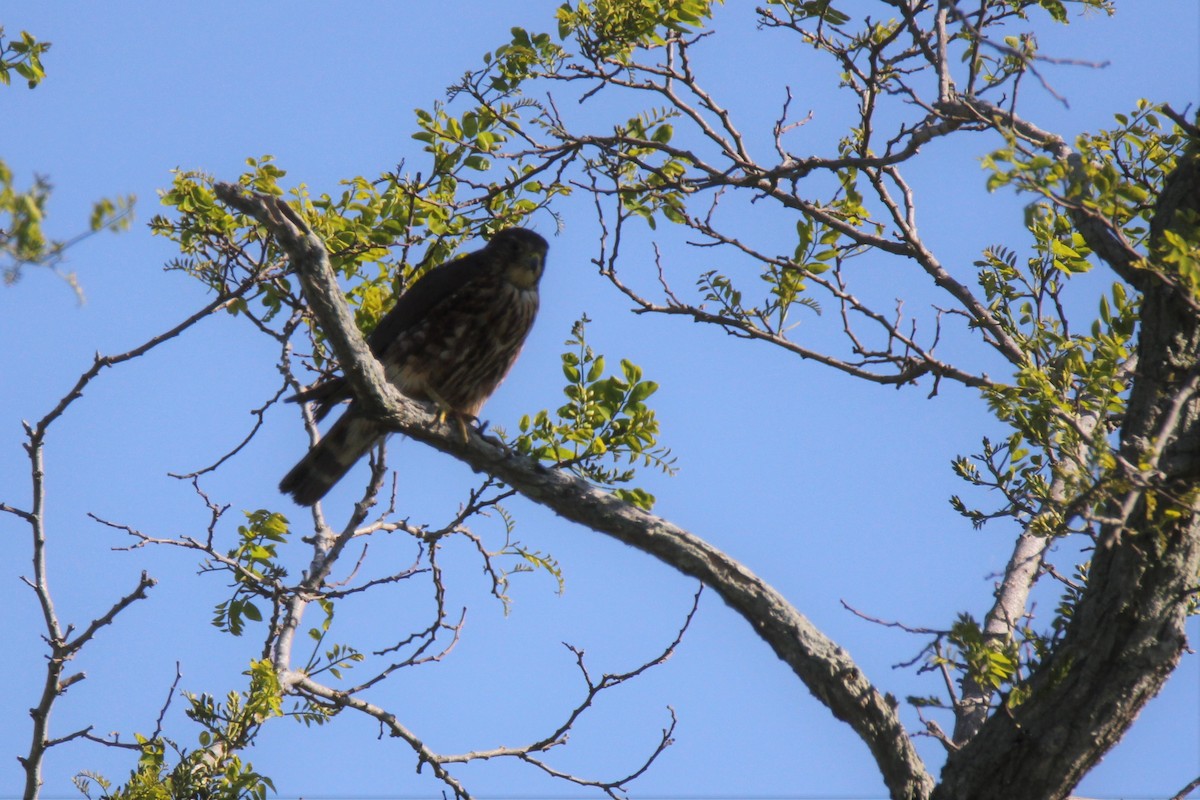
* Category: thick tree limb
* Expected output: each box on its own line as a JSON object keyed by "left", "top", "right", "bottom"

{"left": 933, "top": 124, "right": 1200, "bottom": 800}
{"left": 213, "top": 182, "right": 936, "bottom": 800}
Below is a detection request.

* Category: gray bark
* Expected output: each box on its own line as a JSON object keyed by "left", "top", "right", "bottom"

{"left": 933, "top": 140, "right": 1200, "bottom": 800}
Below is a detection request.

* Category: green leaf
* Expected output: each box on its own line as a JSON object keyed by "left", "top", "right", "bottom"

{"left": 586, "top": 355, "right": 606, "bottom": 382}
{"left": 629, "top": 380, "right": 659, "bottom": 403}
{"left": 621, "top": 358, "right": 643, "bottom": 383}
{"left": 613, "top": 486, "right": 656, "bottom": 510}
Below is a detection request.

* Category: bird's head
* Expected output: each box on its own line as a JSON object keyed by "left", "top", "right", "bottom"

{"left": 489, "top": 228, "right": 549, "bottom": 290}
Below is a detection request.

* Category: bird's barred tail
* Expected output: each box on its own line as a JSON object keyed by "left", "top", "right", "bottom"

{"left": 279, "top": 412, "right": 382, "bottom": 506}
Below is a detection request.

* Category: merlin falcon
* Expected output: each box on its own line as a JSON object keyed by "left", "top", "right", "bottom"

{"left": 279, "top": 228, "right": 549, "bottom": 506}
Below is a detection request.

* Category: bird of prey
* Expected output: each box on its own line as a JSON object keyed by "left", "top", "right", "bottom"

{"left": 279, "top": 228, "right": 549, "bottom": 506}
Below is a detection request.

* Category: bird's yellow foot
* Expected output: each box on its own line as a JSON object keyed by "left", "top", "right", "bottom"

{"left": 424, "top": 388, "right": 480, "bottom": 443}
{"left": 447, "top": 410, "right": 475, "bottom": 442}
{"left": 430, "top": 403, "right": 473, "bottom": 443}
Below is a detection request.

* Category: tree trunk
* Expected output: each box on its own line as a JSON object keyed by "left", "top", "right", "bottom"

{"left": 934, "top": 145, "right": 1200, "bottom": 800}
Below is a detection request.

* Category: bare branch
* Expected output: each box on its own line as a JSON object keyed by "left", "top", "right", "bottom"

{"left": 1170, "top": 775, "right": 1200, "bottom": 800}
{"left": 839, "top": 599, "right": 947, "bottom": 637}
{"left": 290, "top": 674, "right": 474, "bottom": 799}
{"left": 154, "top": 663, "right": 184, "bottom": 740}
{"left": 32, "top": 284, "right": 254, "bottom": 438}
{"left": 10, "top": 274, "right": 254, "bottom": 799}
{"left": 528, "top": 584, "right": 702, "bottom": 755}
{"left": 0, "top": 502, "right": 36, "bottom": 523}
{"left": 42, "top": 727, "right": 95, "bottom": 750}
{"left": 297, "top": 588, "right": 700, "bottom": 799}
{"left": 63, "top": 572, "right": 158, "bottom": 655}
{"left": 1162, "top": 104, "right": 1199, "bottom": 138}
{"left": 169, "top": 380, "right": 291, "bottom": 479}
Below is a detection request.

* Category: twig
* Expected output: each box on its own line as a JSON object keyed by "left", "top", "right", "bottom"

{"left": 169, "top": 382, "right": 291, "bottom": 479}
{"left": 1171, "top": 775, "right": 1200, "bottom": 800}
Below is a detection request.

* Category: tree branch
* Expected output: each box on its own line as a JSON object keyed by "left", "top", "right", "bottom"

{"left": 937, "top": 95, "right": 1151, "bottom": 290}
{"left": 63, "top": 572, "right": 158, "bottom": 655}
{"left": 214, "top": 182, "right": 936, "bottom": 800}
{"left": 9, "top": 278, "right": 241, "bottom": 799}
{"left": 933, "top": 117, "right": 1200, "bottom": 800}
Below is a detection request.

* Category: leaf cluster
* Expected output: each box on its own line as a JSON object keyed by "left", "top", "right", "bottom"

{"left": 0, "top": 27, "right": 49, "bottom": 89}
{"left": 152, "top": 159, "right": 285, "bottom": 298}
{"left": 944, "top": 614, "right": 1021, "bottom": 694}
{"left": 0, "top": 159, "right": 135, "bottom": 289}
{"left": 513, "top": 316, "right": 674, "bottom": 510}
{"left": 77, "top": 662, "right": 283, "bottom": 800}
{"left": 1, "top": 29, "right": 135, "bottom": 292}
{"left": 605, "top": 109, "right": 693, "bottom": 230}
{"left": 210, "top": 511, "right": 289, "bottom": 637}
{"left": 983, "top": 101, "right": 1183, "bottom": 253}
{"left": 952, "top": 107, "right": 1182, "bottom": 542}
{"left": 556, "top": 0, "right": 719, "bottom": 61}
{"left": 301, "top": 597, "right": 365, "bottom": 683}
{"left": 153, "top": 111, "right": 568, "bottom": 368}
{"left": 941, "top": 104, "right": 1192, "bottom": 712}
{"left": 482, "top": 26, "right": 565, "bottom": 94}
{"left": 763, "top": 1, "right": 851, "bottom": 27}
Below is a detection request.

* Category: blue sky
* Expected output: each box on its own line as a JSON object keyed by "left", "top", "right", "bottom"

{"left": 1, "top": 2, "right": 1197, "bottom": 798}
